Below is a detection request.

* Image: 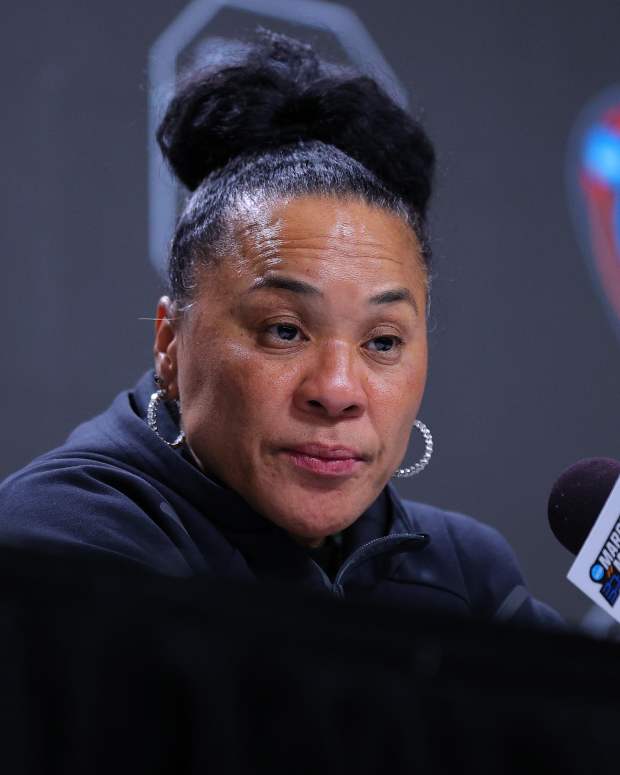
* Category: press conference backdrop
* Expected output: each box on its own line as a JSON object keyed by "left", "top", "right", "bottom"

{"left": 2, "top": 0, "right": 619, "bottom": 625}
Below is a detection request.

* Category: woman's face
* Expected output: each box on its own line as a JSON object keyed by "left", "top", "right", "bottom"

{"left": 154, "top": 195, "right": 428, "bottom": 545}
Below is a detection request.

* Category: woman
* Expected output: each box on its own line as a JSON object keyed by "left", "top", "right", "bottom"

{"left": 0, "top": 31, "right": 560, "bottom": 625}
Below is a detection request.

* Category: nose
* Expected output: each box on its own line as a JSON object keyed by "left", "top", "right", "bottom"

{"left": 293, "top": 341, "right": 367, "bottom": 419}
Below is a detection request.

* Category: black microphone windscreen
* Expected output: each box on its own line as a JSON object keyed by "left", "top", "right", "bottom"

{"left": 548, "top": 457, "right": 620, "bottom": 555}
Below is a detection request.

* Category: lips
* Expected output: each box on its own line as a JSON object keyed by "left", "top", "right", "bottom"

{"left": 286, "top": 443, "right": 366, "bottom": 460}
{"left": 280, "top": 443, "right": 368, "bottom": 477}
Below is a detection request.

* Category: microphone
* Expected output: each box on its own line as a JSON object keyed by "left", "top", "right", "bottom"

{"left": 548, "top": 457, "right": 620, "bottom": 555}
{"left": 548, "top": 457, "right": 620, "bottom": 619}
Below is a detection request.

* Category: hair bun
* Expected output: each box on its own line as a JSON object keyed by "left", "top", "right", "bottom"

{"left": 157, "top": 28, "right": 434, "bottom": 214}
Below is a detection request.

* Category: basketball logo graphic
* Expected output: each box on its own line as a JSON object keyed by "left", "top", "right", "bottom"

{"left": 567, "top": 87, "right": 620, "bottom": 343}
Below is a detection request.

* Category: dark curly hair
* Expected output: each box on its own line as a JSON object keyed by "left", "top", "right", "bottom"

{"left": 156, "top": 28, "right": 436, "bottom": 305}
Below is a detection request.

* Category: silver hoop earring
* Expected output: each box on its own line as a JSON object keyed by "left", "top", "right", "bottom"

{"left": 392, "top": 420, "right": 434, "bottom": 478}
{"left": 147, "top": 389, "right": 186, "bottom": 449}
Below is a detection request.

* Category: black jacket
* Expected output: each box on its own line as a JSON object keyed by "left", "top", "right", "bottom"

{"left": 0, "top": 371, "right": 561, "bottom": 626}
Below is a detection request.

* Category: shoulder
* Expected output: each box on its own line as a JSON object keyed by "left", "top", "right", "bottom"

{"left": 0, "top": 449, "right": 193, "bottom": 576}
{"left": 396, "top": 496, "right": 564, "bottom": 628}
{"left": 402, "top": 500, "right": 518, "bottom": 567}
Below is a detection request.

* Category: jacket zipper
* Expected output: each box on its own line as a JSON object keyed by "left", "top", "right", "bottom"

{"left": 310, "top": 532, "right": 429, "bottom": 598}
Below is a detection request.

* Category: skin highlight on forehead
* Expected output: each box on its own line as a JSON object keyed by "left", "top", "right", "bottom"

{"left": 182, "top": 193, "right": 428, "bottom": 330}
{"left": 226, "top": 194, "right": 427, "bottom": 292}
{"left": 223, "top": 193, "right": 287, "bottom": 272}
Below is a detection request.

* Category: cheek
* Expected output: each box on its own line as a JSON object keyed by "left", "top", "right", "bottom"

{"left": 176, "top": 333, "right": 298, "bottom": 445}
{"left": 367, "top": 349, "right": 427, "bottom": 454}
{"left": 371, "top": 339, "right": 427, "bottom": 405}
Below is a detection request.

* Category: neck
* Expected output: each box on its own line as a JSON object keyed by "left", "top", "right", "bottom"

{"left": 288, "top": 533, "right": 325, "bottom": 549}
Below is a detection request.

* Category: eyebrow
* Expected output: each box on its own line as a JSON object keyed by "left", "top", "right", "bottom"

{"left": 248, "top": 274, "right": 418, "bottom": 314}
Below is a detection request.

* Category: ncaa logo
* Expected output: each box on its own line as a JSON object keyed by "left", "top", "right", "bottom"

{"left": 567, "top": 86, "right": 620, "bottom": 344}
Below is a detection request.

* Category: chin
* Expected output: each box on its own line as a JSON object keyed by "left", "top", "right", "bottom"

{"left": 258, "top": 485, "right": 375, "bottom": 542}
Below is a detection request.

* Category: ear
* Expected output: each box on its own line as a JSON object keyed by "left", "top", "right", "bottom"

{"left": 153, "top": 296, "right": 180, "bottom": 400}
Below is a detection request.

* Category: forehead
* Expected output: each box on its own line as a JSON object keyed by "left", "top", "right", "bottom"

{"left": 222, "top": 194, "right": 425, "bottom": 288}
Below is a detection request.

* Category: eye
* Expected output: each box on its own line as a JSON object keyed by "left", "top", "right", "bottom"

{"left": 365, "top": 335, "right": 403, "bottom": 353}
{"left": 264, "top": 322, "right": 303, "bottom": 343}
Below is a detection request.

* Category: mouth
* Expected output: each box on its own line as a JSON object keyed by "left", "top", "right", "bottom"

{"left": 280, "top": 443, "right": 368, "bottom": 478}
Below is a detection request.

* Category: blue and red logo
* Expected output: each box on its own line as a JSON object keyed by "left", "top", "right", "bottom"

{"left": 568, "top": 87, "right": 620, "bottom": 342}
